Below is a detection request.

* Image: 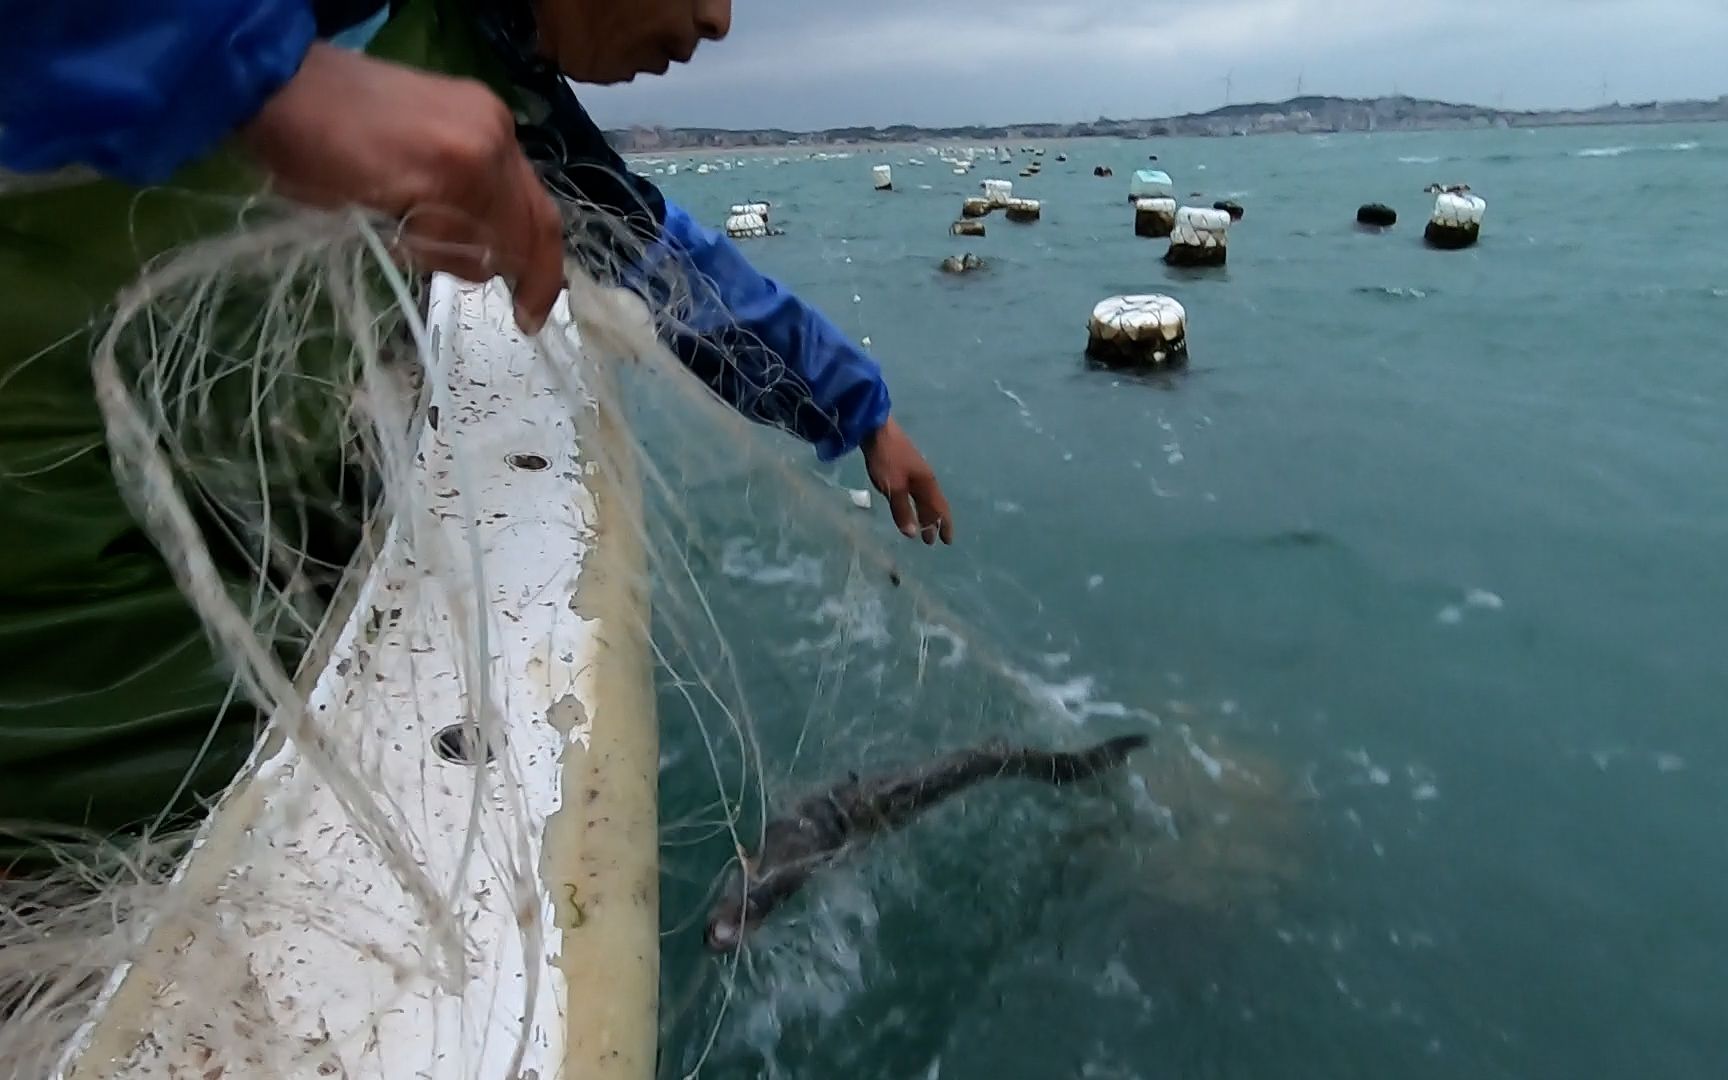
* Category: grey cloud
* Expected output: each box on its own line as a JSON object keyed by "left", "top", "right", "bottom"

{"left": 579, "top": 0, "right": 1728, "bottom": 129}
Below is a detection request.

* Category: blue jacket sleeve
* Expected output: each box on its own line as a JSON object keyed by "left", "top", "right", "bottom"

{"left": 0, "top": 0, "right": 317, "bottom": 185}
{"left": 655, "top": 201, "right": 891, "bottom": 462}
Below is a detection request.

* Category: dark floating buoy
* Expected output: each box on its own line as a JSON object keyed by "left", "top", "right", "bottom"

{"left": 1056, "top": 153, "right": 1068, "bottom": 162}
{"left": 1356, "top": 203, "right": 1397, "bottom": 228}
{"left": 1093, "top": 165, "right": 1114, "bottom": 177}
{"left": 1213, "top": 199, "right": 1245, "bottom": 221}
{"left": 940, "top": 252, "right": 987, "bottom": 275}
{"left": 1148, "top": 154, "right": 1159, "bottom": 161}
{"left": 950, "top": 219, "right": 986, "bottom": 237}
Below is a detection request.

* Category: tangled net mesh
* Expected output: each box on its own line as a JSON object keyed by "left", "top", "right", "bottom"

{"left": 0, "top": 183, "right": 1263, "bottom": 1080}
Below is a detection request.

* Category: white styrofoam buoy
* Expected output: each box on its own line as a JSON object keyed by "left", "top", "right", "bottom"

{"left": 724, "top": 212, "right": 770, "bottom": 239}
{"left": 960, "top": 196, "right": 993, "bottom": 218}
{"left": 873, "top": 164, "right": 894, "bottom": 191}
{"left": 1165, "top": 205, "right": 1231, "bottom": 267}
{"left": 666, "top": 163, "right": 678, "bottom": 175}
{"left": 696, "top": 163, "right": 711, "bottom": 175}
{"left": 1086, "top": 295, "right": 1188, "bottom": 369}
{"left": 1425, "top": 192, "right": 1485, "bottom": 249}
{"left": 1005, "top": 197, "right": 1042, "bottom": 223}
{"left": 729, "top": 202, "right": 770, "bottom": 218}
{"left": 1129, "top": 169, "right": 1174, "bottom": 203}
{"left": 982, "top": 178, "right": 1014, "bottom": 208}
{"left": 1133, "top": 196, "right": 1178, "bottom": 238}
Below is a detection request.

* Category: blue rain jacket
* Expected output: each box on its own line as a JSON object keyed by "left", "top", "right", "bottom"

{"left": 0, "top": 0, "right": 891, "bottom": 461}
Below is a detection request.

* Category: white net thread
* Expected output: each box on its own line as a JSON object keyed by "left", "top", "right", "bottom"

{"left": 0, "top": 179, "right": 1295, "bottom": 1079}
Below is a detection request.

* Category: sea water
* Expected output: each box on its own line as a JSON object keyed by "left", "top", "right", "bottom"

{"left": 647, "top": 123, "right": 1728, "bottom": 1079}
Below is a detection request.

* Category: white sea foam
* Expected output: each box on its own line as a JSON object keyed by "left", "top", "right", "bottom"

{"left": 720, "top": 537, "right": 825, "bottom": 588}
{"left": 1010, "top": 667, "right": 1150, "bottom": 726}
{"left": 913, "top": 619, "right": 969, "bottom": 670}
{"left": 1464, "top": 588, "right": 1504, "bottom": 611}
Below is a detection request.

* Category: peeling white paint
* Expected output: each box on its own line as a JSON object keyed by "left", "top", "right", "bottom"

{"left": 62, "top": 277, "right": 643, "bottom": 1079}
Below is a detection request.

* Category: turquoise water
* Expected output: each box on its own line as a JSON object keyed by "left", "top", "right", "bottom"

{"left": 645, "top": 123, "right": 1728, "bottom": 1078}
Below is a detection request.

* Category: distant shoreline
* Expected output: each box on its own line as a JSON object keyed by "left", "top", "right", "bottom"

{"left": 607, "top": 93, "right": 1727, "bottom": 154}
{"left": 624, "top": 119, "right": 1717, "bottom": 162}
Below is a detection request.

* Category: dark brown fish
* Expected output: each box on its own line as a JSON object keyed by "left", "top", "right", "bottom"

{"left": 704, "top": 734, "right": 1148, "bottom": 951}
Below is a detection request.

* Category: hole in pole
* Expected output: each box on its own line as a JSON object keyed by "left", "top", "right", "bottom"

{"left": 433, "top": 723, "right": 496, "bottom": 766}
{"left": 506, "top": 452, "right": 550, "bottom": 471}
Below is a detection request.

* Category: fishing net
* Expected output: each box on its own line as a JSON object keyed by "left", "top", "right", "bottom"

{"left": 0, "top": 177, "right": 1301, "bottom": 1080}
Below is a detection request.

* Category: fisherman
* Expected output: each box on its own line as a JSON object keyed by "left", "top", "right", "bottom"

{"left": 0, "top": 0, "right": 952, "bottom": 864}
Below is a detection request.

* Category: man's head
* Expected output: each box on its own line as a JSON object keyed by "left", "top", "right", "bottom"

{"left": 534, "top": 0, "right": 732, "bottom": 84}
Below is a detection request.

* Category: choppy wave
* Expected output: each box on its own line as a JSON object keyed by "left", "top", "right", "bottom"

{"left": 1353, "top": 285, "right": 1429, "bottom": 301}
{"left": 1397, "top": 155, "right": 1441, "bottom": 165}
{"left": 1573, "top": 142, "right": 1698, "bottom": 159}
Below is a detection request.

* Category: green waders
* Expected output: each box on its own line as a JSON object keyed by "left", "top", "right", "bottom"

{"left": 0, "top": 0, "right": 513, "bottom": 867}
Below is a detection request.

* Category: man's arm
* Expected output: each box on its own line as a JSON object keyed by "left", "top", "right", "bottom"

{"left": 651, "top": 200, "right": 952, "bottom": 543}
{"left": 657, "top": 202, "right": 888, "bottom": 463}
{"left": 0, "top": 4, "right": 565, "bottom": 329}
{"left": 0, "top": 0, "right": 317, "bottom": 184}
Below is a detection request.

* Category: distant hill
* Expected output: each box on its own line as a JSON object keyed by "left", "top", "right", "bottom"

{"left": 605, "top": 94, "right": 1728, "bottom": 152}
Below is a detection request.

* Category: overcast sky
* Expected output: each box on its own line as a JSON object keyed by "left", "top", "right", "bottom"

{"left": 580, "top": 0, "right": 1727, "bottom": 130}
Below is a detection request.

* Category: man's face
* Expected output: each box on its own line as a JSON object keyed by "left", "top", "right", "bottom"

{"left": 535, "top": 0, "right": 733, "bottom": 84}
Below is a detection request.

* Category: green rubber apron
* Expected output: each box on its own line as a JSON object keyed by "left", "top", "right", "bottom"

{"left": 0, "top": 0, "right": 513, "bottom": 866}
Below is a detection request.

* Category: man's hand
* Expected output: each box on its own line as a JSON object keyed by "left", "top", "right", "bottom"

{"left": 863, "top": 418, "right": 953, "bottom": 545}
{"left": 240, "top": 43, "right": 565, "bottom": 332}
